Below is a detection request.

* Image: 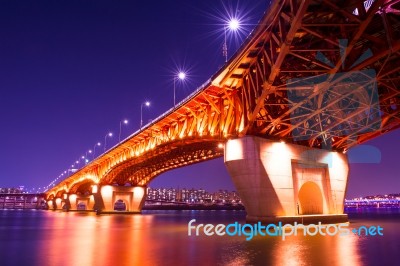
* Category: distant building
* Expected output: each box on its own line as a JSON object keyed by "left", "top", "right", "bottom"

{"left": 0, "top": 187, "right": 24, "bottom": 194}
{"left": 146, "top": 187, "right": 242, "bottom": 205}
{"left": 147, "top": 187, "right": 178, "bottom": 201}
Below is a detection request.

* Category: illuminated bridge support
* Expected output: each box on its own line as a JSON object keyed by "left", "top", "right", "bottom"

{"left": 93, "top": 185, "right": 147, "bottom": 214}
{"left": 51, "top": 198, "right": 64, "bottom": 211}
{"left": 47, "top": 199, "right": 55, "bottom": 210}
{"left": 64, "top": 194, "right": 95, "bottom": 211}
{"left": 225, "top": 136, "right": 349, "bottom": 224}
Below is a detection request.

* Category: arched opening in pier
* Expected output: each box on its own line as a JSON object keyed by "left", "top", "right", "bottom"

{"left": 298, "top": 181, "right": 323, "bottom": 215}
{"left": 114, "top": 199, "right": 127, "bottom": 211}
{"left": 77, "top": 201, "right": 87, "bottom": 210}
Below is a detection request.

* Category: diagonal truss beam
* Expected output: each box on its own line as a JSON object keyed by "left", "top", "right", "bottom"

{"left": 241, "top": 0, "right": 313, "bottom": 136}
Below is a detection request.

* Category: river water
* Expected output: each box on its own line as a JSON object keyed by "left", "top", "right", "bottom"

{"left": 0, "top": 209, "right": 399, "bottom": 266}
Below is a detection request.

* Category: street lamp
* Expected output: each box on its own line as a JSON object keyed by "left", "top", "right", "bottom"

{"left": 173, "top": 72, "right": 186, "bottom": 107}
{"left": 80, "top": 155, "right": 90, "bottom": 164}
{"left": 223, "top": 18, "right": 240, "bottom": 62}
{"left": 140, "top": 101, "right": 150, "bottom": 129}
{"left": 93, "top": 142, "right": 101, "bottom": 159}
{"left": 119, "top": 119, "right": 129, "bottom": 142}
{"left": 104, "top": 132, "right": 113, "bottom": 151}
{"left": 79, "top": 156, "right": 85, "bottom": 166}
{"left": 85, "top": 150, "right": 92, "bottom": 163}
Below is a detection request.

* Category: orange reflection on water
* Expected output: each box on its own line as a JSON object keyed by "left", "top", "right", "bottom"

{"left": 39, "top": 212, "right": 159, "bottom": 266}
{"left": 35, "top": 212, "right": 368, "bottom": 265}
{"left": 271, "top": 228, "right": 362, "bottom": 266}
{"left": 334, "top": 232, "right": 362, "bottom": 266}
{"left": 41, "top": 212, "right": 97, "bottom": 265}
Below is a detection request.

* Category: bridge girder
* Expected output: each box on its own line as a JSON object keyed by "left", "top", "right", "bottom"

{"left": 68, "top": 179, "right": 96, "bottom": 195}
{"left": 101, "top": 141, "right": 223, "bottom": 186}
{"left": 217, "top": 0, "right": 400, "bottom": 151}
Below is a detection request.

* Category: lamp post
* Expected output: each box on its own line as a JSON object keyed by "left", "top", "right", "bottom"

{"left": 223, "top": 18, "right": 240, "bottom": 62}
{"left": 93, "top": 142, "right": 101, "bottom": 159}
{"left": 80, "top": 155, "right": 89, "bottom": 165}
{"left": 140, "top": 101, "right": 150, "bottom": 129}
{"left": 85, "top": 150, "right": 92, "bottom": 163}
{"left": 79, "top": 156, "right": 85, "bottom": 166}
{"left": 104, "top": 132, "right": 113, "bottom": 151}
{"left": 119, "top": 119, "right": 128, "bottom": 142}
{"left": 173, "top": 72, "right": 186, "bottom": 107}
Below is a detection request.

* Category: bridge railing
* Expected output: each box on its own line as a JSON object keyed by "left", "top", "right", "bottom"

{"left": 100, "top": 78, "right": 212, "bottom": 154}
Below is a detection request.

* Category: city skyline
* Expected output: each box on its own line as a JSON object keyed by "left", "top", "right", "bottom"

{"left": 1, "top": 185, "right": 399, "bottom": 203}
{"left": 0, "top": 0, "right": 399, "bottom": 199}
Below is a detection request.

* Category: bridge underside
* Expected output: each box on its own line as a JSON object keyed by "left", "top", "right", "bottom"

{"left": 101, "top": 140, "right": 224, "bottom": 186}
{"left": 228, "top": 0, "right": 400, "bottom": 151}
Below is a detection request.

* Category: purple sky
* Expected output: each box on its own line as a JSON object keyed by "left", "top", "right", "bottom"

{"left": 0, "top": 0, "right": 398, "bottom": 198}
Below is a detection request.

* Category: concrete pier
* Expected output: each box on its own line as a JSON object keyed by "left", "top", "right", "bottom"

{"left": 224, "top": 136, "right": 349, "bottom": 224}
{"left": 94, "top": 185, "right": 147, "bottom": 214}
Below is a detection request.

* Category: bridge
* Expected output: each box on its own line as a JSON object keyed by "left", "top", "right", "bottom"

{"left": 45, "top": 0, "right": 400, "bottom": 223}
{"left": 0, "top": 193, "right": 46, "bottom": 210}
{"left": 345, "top": 198, "right": 400, "bottom": 208}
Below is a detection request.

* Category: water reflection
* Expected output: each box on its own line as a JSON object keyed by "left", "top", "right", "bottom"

{"left": 0, "top": 209, "right": 398, "bottom": 265}
{"left": 42, "top": 212, "right": 98, "bottom": 265}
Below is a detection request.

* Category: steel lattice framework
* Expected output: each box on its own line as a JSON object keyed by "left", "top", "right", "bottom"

{"left": 46, "top": 0, "right": 400, "bottom": 198}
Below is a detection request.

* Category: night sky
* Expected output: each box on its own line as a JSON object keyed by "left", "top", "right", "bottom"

{"left": 0, "top": 0, "right": 398, "bottom": 198}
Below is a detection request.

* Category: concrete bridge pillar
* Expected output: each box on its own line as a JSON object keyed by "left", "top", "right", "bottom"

{"left": 53, "top": 198, "right": 64, "bottom": 210}
{"left": 63, "top": 194, "right": 71, "bottom": 211}
{"left": 94, "top": 185, "right": 147, "bottom": 214}
{"left": 47, "top": 199, "right": 55, "bottom": 210}
{"left": 37, "top": 196, "right": 45, "bottom": 209}
{"left": 224, "top": 136, "right": 349, "bottom": 224}
{"left": 67, "top": 194, "right": 95, "bottom": 211}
